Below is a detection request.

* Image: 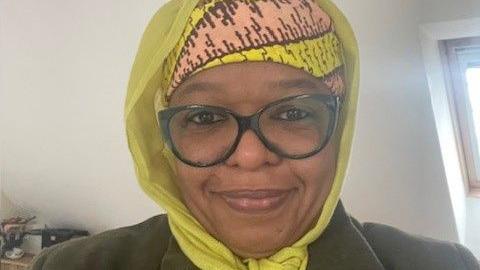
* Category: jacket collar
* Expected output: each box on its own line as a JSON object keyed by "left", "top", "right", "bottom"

{"left": 160, "top": 201, "right": 385, "bottom": 270}
{"left": 306, "top": 201, "right": 385, "bottom": 269}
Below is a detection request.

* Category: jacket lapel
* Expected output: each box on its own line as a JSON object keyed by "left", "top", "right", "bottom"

{"left": 160, "top": 235, "right": 199, "bottom": 270}
{"left": 306, "top": 201, "right": 385, "bottom": 270}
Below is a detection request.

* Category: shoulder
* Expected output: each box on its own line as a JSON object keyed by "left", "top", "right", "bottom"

{"left": 29, "top": 214, "right": 172, "bottom": 270}
{"left": 352, "top": 219, "right": 479, "bottom": 270}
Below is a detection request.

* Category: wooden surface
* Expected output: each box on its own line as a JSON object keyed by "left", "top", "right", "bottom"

{"left": 1, "top": 253, "right": 34, "bottom": 270}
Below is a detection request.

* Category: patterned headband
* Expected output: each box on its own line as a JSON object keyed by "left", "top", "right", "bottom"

{"left": 159, "top": 0, "right": 345, "bottom": 104}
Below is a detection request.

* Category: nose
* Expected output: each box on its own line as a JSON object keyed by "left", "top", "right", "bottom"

{"left": 225, "top": 130, "right": 281, "bottom": 170}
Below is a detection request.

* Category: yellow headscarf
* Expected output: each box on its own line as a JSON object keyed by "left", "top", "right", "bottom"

{"left": 124, "top": 0, "right": 359, "bottom": 269}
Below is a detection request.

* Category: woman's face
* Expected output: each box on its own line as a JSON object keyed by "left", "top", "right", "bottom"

{"left": 168, "top": 62, "right": 338, "bottom": 259}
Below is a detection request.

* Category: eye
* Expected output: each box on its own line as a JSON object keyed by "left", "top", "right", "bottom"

{"left": 275, "top": 108, "right": 310, "bottom": 121}
{"left": 187, "top": 110, "right": 227, "bottom": 125}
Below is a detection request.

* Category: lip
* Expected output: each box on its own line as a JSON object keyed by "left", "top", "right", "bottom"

{"left": 216, "top": 189, "right": 293, "bottom": 214}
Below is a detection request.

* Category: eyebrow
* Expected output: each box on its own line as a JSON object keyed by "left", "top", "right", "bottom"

{"left": 268, "top": 78, "right": 325, "bottom": 92}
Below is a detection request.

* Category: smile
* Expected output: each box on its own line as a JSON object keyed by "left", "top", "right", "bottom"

{"left": 216, "top": 189, "right": 294, "bottom": 214}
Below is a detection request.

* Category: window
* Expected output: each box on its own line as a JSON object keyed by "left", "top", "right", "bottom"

{"left": 442, "top": 37, "right": 480, "bottom": 196}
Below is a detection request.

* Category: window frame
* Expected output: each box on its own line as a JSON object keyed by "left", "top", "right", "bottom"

{"left": 441, "top": 36, "right": 480, "bottom": 197}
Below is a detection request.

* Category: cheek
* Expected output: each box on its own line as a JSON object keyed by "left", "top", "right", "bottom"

{"left": 173, "top": 161, "right": 214, "bottom": 207}
{"left": 289, "top": 142, "right": 338, "bottom": 200}
{"left": 174, "top": 142, "right": 338, "bottom": 202}
{"left": 172, "top": 161, "right": 223, "bottom": 236}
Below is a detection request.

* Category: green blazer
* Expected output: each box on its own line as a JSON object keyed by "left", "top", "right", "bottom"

{"left": 28, "top": 202, "right": 479, "bottom": 270}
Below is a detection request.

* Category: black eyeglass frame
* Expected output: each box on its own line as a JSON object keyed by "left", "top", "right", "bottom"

{"left": 157, "top": 93, "right": 342, "bottom": 167}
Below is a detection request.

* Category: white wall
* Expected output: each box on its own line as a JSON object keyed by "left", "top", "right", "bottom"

{"left": 418, "top": 0, "right": 480, "bottom": 258}
{"left": 420, "top": 0, "right": 480, "bottom": 23}
{"left": 467, "top": 198, "right": 480, "bottom": 258}
{"left": 335, "top": 0, "right": 458, "bottom": 242}
{"left": 0, "top": 0, "right": 475, "bottom": 255}
{"left": 0, "top": 0, "right": 162, "bottom": 234}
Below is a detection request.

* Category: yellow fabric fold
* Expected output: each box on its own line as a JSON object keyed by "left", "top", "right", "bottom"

{"left": 124, "top": 1, "right": 359, "bottom": 269}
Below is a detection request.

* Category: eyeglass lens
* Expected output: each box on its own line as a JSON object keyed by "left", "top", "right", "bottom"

{"left": 166, "top": 95, "right": 333, "bottom": 166}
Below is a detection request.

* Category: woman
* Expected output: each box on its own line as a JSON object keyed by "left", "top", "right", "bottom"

{"left": 30, "top": 0, "right": 479, "bottom": 269}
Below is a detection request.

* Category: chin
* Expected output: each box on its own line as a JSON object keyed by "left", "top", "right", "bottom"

{"left": 208, "top": 208, "right": 301, "bottom": 259}
{"left": 220, "top": 227, "right": 293, "bottom": 259}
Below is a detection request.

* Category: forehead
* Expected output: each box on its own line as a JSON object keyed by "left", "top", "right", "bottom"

{"left": 168, "top": 62, "right": 332, "bottom": 109}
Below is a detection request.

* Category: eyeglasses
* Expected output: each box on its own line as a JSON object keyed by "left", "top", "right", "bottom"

{"left": 157, "top": 94, "right": 342, "bottom": 167}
